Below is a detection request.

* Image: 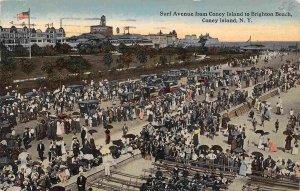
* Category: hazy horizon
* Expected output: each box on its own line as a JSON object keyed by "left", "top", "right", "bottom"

{"left": 0, "top": 0, "right": 299, "bottom": 41}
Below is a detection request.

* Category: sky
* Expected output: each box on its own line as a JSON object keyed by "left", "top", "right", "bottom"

{"left": 0, "top": 0, "right": 299, "bottom": 41}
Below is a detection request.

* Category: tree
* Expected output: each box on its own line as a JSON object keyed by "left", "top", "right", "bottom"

{"left": 66, "top": 56, "right": 91, "bottom": 73}
{"left": 31, "top": 43, "right": 43, "bottom": 56}
{"left": 55, "top": 58, "right": 67, "bottom": 69}
{"left": 20, "top": 59, "right": 34, "bottom": 76}
{"left": 121, "top": 53, "right": 133, "bottom": 68}
{"left": 0, "top": 43, "right": 16, "bottom": 72}
{"left": 177, "top": 48, "right": 189, "bottom": 61}
{"left": 56, "top": 43, "right": 71, "bottom": 54}
{"left": 161, "top": 47, "right": 176, "bottom": 64}
{"left": 118, "top": 43, "right": 132, "bottom": 54}
{"left": 14, "top": 45, "right": 28, "bottom": 57}
{"left": 102, "top": 41, "right": 116, "bottom": 53}
{"left": 136, "top": 46, "right": 148, "bottom": 64}
{"left": 103, "top": 53, "right": 113, "bottom": 68}
{"left": 159, "top": 55, "right": 168, "bottom": 65}
{"left": 44, "top": 45, "right": 56, "bottom": 56}
{"left": 0, "top": 68, "right": 13, "bottom": 90}
{"left": 41, "top": 62, "right": 54, "bottom": 74}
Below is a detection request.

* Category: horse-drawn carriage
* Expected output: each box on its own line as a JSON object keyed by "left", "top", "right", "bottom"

{"left": 78, "top": 100, "right": 99, "bottom": 116}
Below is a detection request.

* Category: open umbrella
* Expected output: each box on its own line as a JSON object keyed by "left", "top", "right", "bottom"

{"left": 251, "top": 151, "right": 263, "bottom": 158}
{"left": 109, "top": 146, "right": 118, "bottom": 151}
{"left": 72, "top": 111, "right": 80, "bottom": 116}
{"left": 241, "top": 153, "right": 250, "bottom": 157}
{"left": 234, "top": 148, "right": 245, "bottom": 154}
{"left": 106, "top": 124, "right": 114, "bottom": 129}
{"left": 255, "top": 130, "right": 264, "bottom": 134}
{"left": 112, "top": 139, "right": 124, "bottom": 147}
{"left": 283, "top": 130, "right": 293, "bottom": 136}
{"left": 50, "top": 186, "right": 65, "bottom": 191}
{"left": 211, "top": 145, "right": 223, "bottom": 152}
{"left": 125, "top": 134, "right": 136, "bottom": 139}
{"left": 198, "top": 145, "right": 209, "bottom": 150}
{"left": 159, "top": 127, "right": 168, "bottom": 132}
{"left": 88, "top": 129, "right": 98, "bottom": 134}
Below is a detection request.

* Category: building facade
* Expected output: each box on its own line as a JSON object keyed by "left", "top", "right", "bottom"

{"left": 108, "top": 34, "right": 153, "bottom": 47}
{"left": 90, "top": 15, "right": 113, "bottom": 37}
{"left": 145, "top": 30, "right": 178, "bottom": 49}
{"left": 0, "top": 26, "right": 66, "bottom": 48}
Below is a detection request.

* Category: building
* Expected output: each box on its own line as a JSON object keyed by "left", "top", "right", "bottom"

{"left": 0, "top": 25, "right": 66, "bottom": 48}
{"left": 108, "top": 34, "right": 153, "bottom": 47}
{"left": 67, "top": 33, "right": 106, "bottom": 48}
{"left": 177, "top": 34, "right": 202, "bottom": 48}
{"left": 200, "top": 33, "right": 221, "bottom": 47}
{"left": 90, "top": 15, "right": 113, "bottom": 37}
{"left": 145, "top": 30, "right": 178, "bottom": 49}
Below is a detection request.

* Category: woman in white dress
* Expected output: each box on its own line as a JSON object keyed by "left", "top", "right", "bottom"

{"left": 258, "top": 134, "right": 265, "bottom": 150}
{"left": 56, "top": 121, "right": 62, "bottom": 136}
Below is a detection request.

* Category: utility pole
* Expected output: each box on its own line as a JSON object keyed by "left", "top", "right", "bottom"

{"left": 28, "top": 8, "right": 31, "bottom": 59}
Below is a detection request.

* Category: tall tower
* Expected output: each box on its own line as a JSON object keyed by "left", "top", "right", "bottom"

{"left": 100, "top": 15, "right": 106, "bottom": 27}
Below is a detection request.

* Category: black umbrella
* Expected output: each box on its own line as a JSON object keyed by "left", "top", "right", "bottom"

{"left": 72, "top": 112, "right": 80, "bottom": 116}
{"left": 112, "top": 139, "right": 124, "bottom": 147}
{"left": 109, "top": 146, "right": 118, "bottom": 151}
{"left": 106, "top": 125, "right": 114, "bottom": 129}
{"left": 125, "top": 134, "right": 136, "bottom": 139}
{"left": 283, "top": 130, "right": 293, "bottom": 136}
{"left": 234, "top": 148, "right": 245, "bottom": 153}
{"left": 255, "top": 130, "right": 264, "bottom": 134}
{"left": 198, "top": 145, "right": 209, "bottom": 150}
{"left": 211, "top": 145, "right": 223, "bottom": 152}
{"left": 50, "top": 186, "right": 65, "bottom": 191}
{"left": 251, "top": 151, "right": 263, "bottom": 157}
{"left": 159, "top": 127, "right": 168, "bottom": 132}
{"left": 88, "top": 129, "right": 98, "bottom": 134}
{"left": 0, "top": 157, "right": 13, "bottom": 167}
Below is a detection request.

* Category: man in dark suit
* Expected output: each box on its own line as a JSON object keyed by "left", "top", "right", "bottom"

{"left": 37, "top": 140, "right": 45, "bottom": 161}
{"left": 77, "top": 172, "right": 87, "bottom": 191}
{"left": 81, "top": 127, "right": 87, "bottom": 146}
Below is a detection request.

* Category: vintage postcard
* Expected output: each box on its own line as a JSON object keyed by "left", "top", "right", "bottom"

{"left": 0, "top": 0, "right": 299, "bottom": 191}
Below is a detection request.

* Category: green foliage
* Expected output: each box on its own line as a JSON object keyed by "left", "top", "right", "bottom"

{"left": 20, "top": 59, "right": 34, "bottom": 76}
{"left": 121, "top": 53, "right": 133, "bottom": 68}
{"left": 55, "top": 58, "right": 66, "bottom": 69}
{"left": 103, "top": 53, "right": 113, "bottom": 68}
{"left": 44, "top": 45, "right": 57, "bottom": 56}
{"left": 65, "top": 56, "right": 91, "bottom": 73}
{"left": 31, "top": 44, "right": 43, "bottom": 56}
{"left": 14, "top": 45, "right": 28, "bottom": 57}
{"left": 0, "top": 44, "right": 16, "bottom": 71}
{"left": 136, "top": 50, "right": 147, "bottom": 64}
{"left": 55, "top": 43, "right": 71, "bottom": 54}
{"left": 118, "top": 43, "right": 132, "bottom": 54}
{"left": 102, "top": 41, "right": 116, "bottom": 53}
{"left": 41, "top": 62, "right": 54, "bottom": 74}
{"left": 159, "top": 55, "right": 168, "bottom": 65}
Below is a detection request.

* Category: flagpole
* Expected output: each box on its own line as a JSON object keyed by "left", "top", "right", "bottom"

{"left": 28, "top": 8, "right": 31, "bottom": 59}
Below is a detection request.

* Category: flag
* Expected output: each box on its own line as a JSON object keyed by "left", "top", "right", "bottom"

{"left": 17, "top": 11, "right": 29, "bottom": 20}
{"left": 246, "top": 36, "right": 251, "bottom": 43}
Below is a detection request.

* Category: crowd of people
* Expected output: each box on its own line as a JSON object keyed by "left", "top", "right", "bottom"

{"left": 0, "top": 52, "right": 299, "bottom": 191}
